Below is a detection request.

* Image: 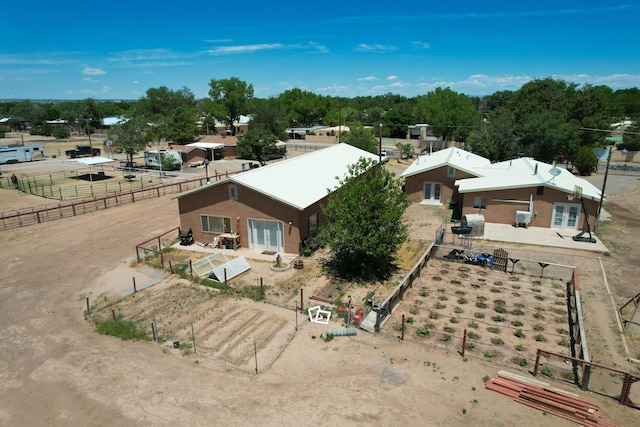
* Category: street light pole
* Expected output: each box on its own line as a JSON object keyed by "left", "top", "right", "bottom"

{"left": 378, "top": 123, "right": 383, "bottom": 163}
{"left": 204, "top": 159, "right": 210, "bottom": 184}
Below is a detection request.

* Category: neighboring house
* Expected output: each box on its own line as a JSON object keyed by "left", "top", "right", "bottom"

{"left": 401, "top": 147, "right": 603, "bottom": 231}
{"left": 455, "top": 157, "right": 603, "bottom": 232}
{"left": 173, "top": 143, "right": 378, "bottom": 253}
{"left": 400, "top": 147, "right": 491, "bottom": 210}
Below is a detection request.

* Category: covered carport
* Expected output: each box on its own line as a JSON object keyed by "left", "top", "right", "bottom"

{"left": 186, "top": 142, "right": 224, "bottom": 161}
{"left": 65, "top": 156, "right": 116, "bottom": 182}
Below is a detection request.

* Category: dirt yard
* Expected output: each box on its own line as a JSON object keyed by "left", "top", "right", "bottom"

{"left": 0, "top": 138, "right": 639, "bottom": 426}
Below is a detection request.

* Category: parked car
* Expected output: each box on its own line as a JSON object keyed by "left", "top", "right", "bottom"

{"left": 380, "top": 151, "right": 390, "bottom": 163}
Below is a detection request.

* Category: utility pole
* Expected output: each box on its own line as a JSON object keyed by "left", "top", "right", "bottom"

{"left": 595, "top": 146, "right": 612, "bottom": 233}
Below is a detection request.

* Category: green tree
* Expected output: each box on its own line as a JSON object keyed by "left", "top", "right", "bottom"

{"left": 53, "top": 126, "right": 70, "bottom": 139}
{"left": 208, "top": 77, "right": 254, "bottom": 135}
{"left": 341, "top": 122, "right": 378, "bottom": 153}
{"left": 163, "top": 105, "right": 199, "bottom": 144}
{"left": 319, "top": 157, "right": 410, "bottom": 281}
{"left": 236, "top": 128, "right": 278, "bottom": 165}
{"left": 467, "top": 107, "right": 520, "bottom": 161}
{"left": 573, "top": 146, "right": 598, "bottom": 176}
{"left": 518, "top": 111, "right": 579, "bottom": 163}
{"left": 108, "top": 117, "right": 151, "bottom": 168}
{"left": 414, "top": 88, "right": 480, "bottom": 142}
{"left": 383, "top": 109, "right": 412, "bottom": 138}
{"left": 250, "top": 97, "right": 288, "bottom": 140}
{"left": 395, "top": 142, "right": 415, "bottom": 159}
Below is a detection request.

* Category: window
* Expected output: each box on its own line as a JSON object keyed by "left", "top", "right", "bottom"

{"left": 201, "top": 215, "right": 232, "bottom": 234}
{"left": 307, "top": 212, "right": 319, "bottom": 235}
{"left": 447, "top": 167, "right": 455, "bottom": 178}
{"left": 473, "top": 197, "right": 487, "bottom": 209}
{"left": 228, "top": 184, "right": 238, "bottom": 200}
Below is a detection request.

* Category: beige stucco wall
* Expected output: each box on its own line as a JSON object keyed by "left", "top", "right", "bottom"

{"left": 403, "top": 166, "right": 477, "bottom": 205}
{"left": 459, "top": 186, "right": 598, "bottom": 230}
{"left": 177, "top": 182, "right": 326, "bottom": 253}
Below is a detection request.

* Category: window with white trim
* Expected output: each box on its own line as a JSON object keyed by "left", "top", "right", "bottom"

{"left": 473, "top": 197, "right": 487, "bottom": 209}
{"left": 201, "top": 215, "right": 232, "bottom": 234}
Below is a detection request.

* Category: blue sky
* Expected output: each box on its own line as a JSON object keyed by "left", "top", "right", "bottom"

{"left": 1, "top": 1, "right": 639, "bottom": 100}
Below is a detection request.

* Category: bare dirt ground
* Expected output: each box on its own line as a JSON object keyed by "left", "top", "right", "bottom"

{"left": 0, "top": 138, "right": 639, "bottom": 426}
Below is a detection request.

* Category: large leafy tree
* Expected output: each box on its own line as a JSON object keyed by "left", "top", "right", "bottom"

{"left": 414, "top": 88, "right": 480, "bottom": 142}
{"left": 163, "top": 105, "right": 199, "bottom": 144}
{"left": 319, "top": 157, "right": 410, "bottom": 281}
{"left": 383, "top": 108, "right": 412, "bottom": 138}
{"left": 341, "top": 122, "right": 378, "bottom": 153}
{"left": 208, "top": 77, "right": 254, "bottom": 135}
{"left": 517, "top": 111, "right": 579, "bottom": 163}
{"left": 107, "top": 117, "right": 152, "bottom": 168}
{"left": 467, "top": 107, "right": 520, "bottom": 161}
{"left": 236, "top": 129, "right": 278, "bottom": 165}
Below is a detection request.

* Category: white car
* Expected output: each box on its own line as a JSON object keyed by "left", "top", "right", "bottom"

{"left": 379, "top": 151, "right": 390, "bottom": 163}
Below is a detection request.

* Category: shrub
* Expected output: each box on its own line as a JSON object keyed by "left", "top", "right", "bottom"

{"left": 416, "top": 326, "right": 430, "bottom": 336}
{"left": 574, "top": 145, "right": 598, "bottom": 176}
{"left": 492, "top": 315, "right": 506, "bottom": 322}
{"left": 540, "top": 367, "right": 553, "bottom": 377}
{"left": 511, "top": 320, "right": 524, "bottom": 327}
{"left": 487, "top": 326, "right": 500, "bottom": 334}
{"left": 514, "top": 329, "right": 525, "bottom": 338}
{"left": 53, "top": 126, "right": 71, "bottom": 139}
{"left": 494, "top": 305, "right": 506, "bottom": 313}
{"left": 535, "top": 333, "right": 546, "bottom": 342}
{"left": 519, "top": 358, "right": 528, "bottom": 366}
{"left": 454, "top": 306, "right": 463, "bottom": 314}
{"left": 467, "top": 331, "right": 480, "bottom": 339}
{"left": 467, "top": 342, "right": 476, "bottom": 350}
{"left": 442, "top": 334, "right": 452, "bottom": 342}
{"left": 468, "top": 321, "right": 479, "bottom": 329}
{"left": 491, "top": 337, "right": 504, "bottom": 345}
{"left": 474, "top": 312, "right": 485, "bottom": 319}
{"left": 511, "top": 308, "right": 524, "bottom": 316}
{"left": 95, "top": 315, "right": 150, "bottom": 341}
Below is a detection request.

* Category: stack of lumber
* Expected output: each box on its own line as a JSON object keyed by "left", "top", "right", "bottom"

{"left": 485, "top": 371, "right": 616, "bottom": 427}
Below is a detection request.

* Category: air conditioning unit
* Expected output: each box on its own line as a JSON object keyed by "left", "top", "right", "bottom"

{"left": 515, "top": 210, "right": 532, "bottom": 227}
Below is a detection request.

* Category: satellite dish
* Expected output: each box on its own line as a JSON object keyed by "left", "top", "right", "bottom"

{"left": 549, "top": 167, "right": 562, "bottom": 177}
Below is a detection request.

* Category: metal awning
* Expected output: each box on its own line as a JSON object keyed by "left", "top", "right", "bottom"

{"left": 64, "top": 156, "right": 115, "bottom": 166}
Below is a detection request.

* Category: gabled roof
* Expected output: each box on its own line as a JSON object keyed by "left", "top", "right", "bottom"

{"left": 175, "top": 143, "right": 379, "bottom": 210}
{"left": 400, "top": 147, "right": 490, "bottom": 178}
{"left": 455, "top": 157, "right": 604, "bottom": 202}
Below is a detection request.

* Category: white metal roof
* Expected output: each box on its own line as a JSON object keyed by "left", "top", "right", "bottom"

{"left": 186, "top": 142, "right": 224, "bottom": 150}
{"left": 455, "top": 157, "right": 604, "bottom": 202}
{"left": 64, "top": 156, "right": 115, "bottom": 166}
{"left": 176, "top": 143, "right": 378, "bottom": 210}
{"left": 400, "top": 147, "right": 490, "bottom": 178}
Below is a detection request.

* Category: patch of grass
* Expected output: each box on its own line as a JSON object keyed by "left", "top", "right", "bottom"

{"left": 487, "top": 326, "right": 500, "bottom": 334}
{"left": 429, "top": 311, "right": 440, "bottom": 320}
{"left": 492, "top": 315, "right": 506, "bottom": 322}
{"left": 533, "top": 324, "right": 545, "bottom": 332}
{"left": 494, "top": 305, "right": 506, "bottom": 314}
{"left": 95, "top": 315, "right": 150, "bottom": 341}
{"left": 484, "top": 352, "right": 493, "bottom": 358}
{"left": 458, "top": 298, "right": 468, "bottom": 305}
{"left": 468, "top": 321, "right": 479, "bottom": 329}
{"left": 443, "top": 326, "right": 456, "bottom": 333}
{"left": 511, "top": 308, "right": 524, "bottom": 316}
{"left": 474, "top": 312, "right": 485, "bottom": 319}
{"left": 519, "top": 358, "right": 528, "bottom": 366}
{"left": 454, "top": 306, "right": 464, "bottom": 314}
{"left": 406, "top": 316, "right": 415, "bottom": 325}
{"left": 475, "top": 301, "right": 488, "bottom": 309}
{"left": 512, "top": 320, "right": 524, "bottom": 327}
{"left": 491, "top": 337, "right": 504, "bottom": 345}
{"left": 467, "top": 342, "right": 476, "bottom": 350}
{"left": 514, "top": 329, "right": 525, "bottom": 338}
{"left": 442, "top": 334, "right": 452, "bottom": 342}
{"left": 439, "top": 295, "right": 449, "bottom": 301}
{"left": 535, "top": 333, "right": 546, "bottom": 342}
{"left": 533, "top": 312, "right": 545, "bottom": 320}
{"left": 467, "top": 331, "right": 480, "bottom": 339}
{"left": 449, "top": 316, "right": 458, "bottom": 323}
{"left": 515, "top": 344, "right": 526, "bottom": 351}
{"left": 435, "top": 302, "right": 446, "bottom": 310}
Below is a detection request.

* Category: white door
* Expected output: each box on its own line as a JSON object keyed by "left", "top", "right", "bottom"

{"left": 248, "top": 219, "right": 284, "bottom": 252}
{"left": 551, "top": 203, "right": 581, "bottom": 230}
{"left": 423, "top": 182, "right": 442, "bottom": 203}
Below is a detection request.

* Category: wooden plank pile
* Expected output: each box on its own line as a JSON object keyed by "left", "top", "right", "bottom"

{"left": 485, "top": 371, "right": 616, "bottom": 427}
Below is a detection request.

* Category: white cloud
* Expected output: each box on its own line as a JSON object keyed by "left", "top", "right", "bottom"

{"left": 386, "top": 75, "right": 398, "bottom": 81}
{"left": 308, "top": 41, "right": 329, "bottom": 54}
{"left": 412, "top": 41, "right": 431, "bottom": 49}
{"left": 83, "top": 67, "right": 106, "bottom": 75}
{"left": 358, "top": 76, "right": 376, "bottom": 81}
{"left": 207, "top": 43, "right": 290, "bottom": 55}
{"left": 354, "top": 44, "right": 398, "bottom": 53}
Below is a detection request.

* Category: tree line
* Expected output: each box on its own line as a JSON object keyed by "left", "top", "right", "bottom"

{"left": 1, "top": 78, "right": 639, "bottom": 165}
